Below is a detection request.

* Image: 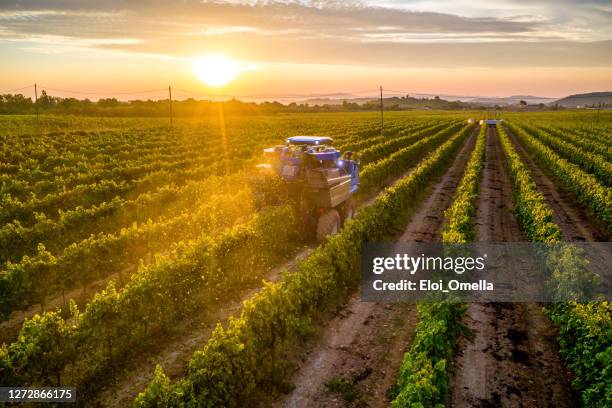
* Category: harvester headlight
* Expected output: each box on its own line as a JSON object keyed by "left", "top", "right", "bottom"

{"left": 337, "top": 160, "right": 344, "bottom": 167}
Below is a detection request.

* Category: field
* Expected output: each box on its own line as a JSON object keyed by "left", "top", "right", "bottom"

{"left": 0, "top": 110, "right": 610, "bottom": 407}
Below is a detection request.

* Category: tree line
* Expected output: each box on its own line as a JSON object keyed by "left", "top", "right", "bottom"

{"left": 0, "top": 91, "right": 477, "bottom": 116}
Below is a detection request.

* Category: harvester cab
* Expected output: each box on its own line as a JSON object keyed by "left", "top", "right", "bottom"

{"left": 258, "top": 136, "right": 360, "bottom": 242}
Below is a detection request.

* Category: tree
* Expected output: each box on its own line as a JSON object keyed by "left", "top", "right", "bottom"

{"left": 37, "top": 90, "right": 57, "bottom": 110}
{"left": 98, "top": 98, "right": 121, "bottom": 108}
{"left": 519, "top": 100, "right": 527, "bottom": 106}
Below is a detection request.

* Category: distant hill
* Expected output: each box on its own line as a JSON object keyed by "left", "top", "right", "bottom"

{"left": 301, "top": 94, "right": 556, "bottom": 107}
{"left": 553, "top": 92, "right": 612, "bottom": 107}
{"left": 466, "top": 95, "right": 556, "bottom": 106}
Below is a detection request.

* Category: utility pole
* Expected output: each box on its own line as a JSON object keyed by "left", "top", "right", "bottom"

{"left": 34, "top": 83, "right": 39, "bottom": 121}
{"left": 379, "top": 86, "right": 384, "bottom": 136}
{"left": 168, "top": 85, "right": 173, "bottom": 126}
{"left": 592, "top": 102, "right": 601, "bottom": 131}
{"left": 596, "top": 103, "right": 601, "bottom": 125}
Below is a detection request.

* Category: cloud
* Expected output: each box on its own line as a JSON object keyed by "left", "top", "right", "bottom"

{"left": 0, "top": 0, "right": 610, "bottom": 67}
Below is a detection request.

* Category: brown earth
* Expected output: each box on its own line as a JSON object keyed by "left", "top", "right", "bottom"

{"left": 449, "top": 127, "right": 577, "bottom": 408}
{"left": 275, "top": 129, "right": 477, "bottom": 408}
{"left": 92, "top": 247, "right": 312, "bottom": 408}
{"left": 0, "top": 264, "right": 135, "bottom": 344}
{"left": 92, "top": 132, "right": 452, "bottom": 407}
{"left": 504, "top": 125, "right": 607, "bottom": 242}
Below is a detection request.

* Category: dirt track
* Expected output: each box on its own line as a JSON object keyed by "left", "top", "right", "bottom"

{"left": 276, "top": 129, "right": 477, "bottom": 408}
{"left": 449, "top": 128, "right": 576, "bottom": 408}
{"left": 91, "top": 125, "right": 594, "bottom": 407}
{"left": 93, "top": 128, "right": 454, "bottom": 407}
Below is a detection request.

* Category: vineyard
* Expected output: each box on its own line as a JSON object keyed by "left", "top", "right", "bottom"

{"left": 0, "top": 110, "right": 610, "bottom": 407}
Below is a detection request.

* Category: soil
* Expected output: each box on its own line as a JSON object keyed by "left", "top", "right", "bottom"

{"left": 91, "top": 247, "right": 313, "bottom": 408}
{"left": 397, "top": 130, "right": 478, "bottom": 243}
{"left": 504, "top": 126, "right": 608, "bottom": 242}
{"left": 449, "top": 127, "right": 577, "bottom": 408}
{"left": 0, "top": 265, "right": 136, "bottom": 344}
{"left": 92, "top": 136, "right": 446, "bottom": 408}
{"left": 275, "top": 129, "right": 477, "bottom": 408}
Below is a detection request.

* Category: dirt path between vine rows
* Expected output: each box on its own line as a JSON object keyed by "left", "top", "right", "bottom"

{"left": 0, "top": 265, "right": 135, "bottom": 344}
{"left": 505, "top": 126, "right": 607, "bottom": 242}
{"left": 275, "top": 129, "right": 477, "bottom": 408}
{"left": 92, "top": 129, "right": 455, "bottom": 408}
{"left": 449, "top": 127, "right": 576, "bottom": 407}
{"left": 507, "top": 125, "right": 611, "bottom": 298}
{"left": 0, "top": 122, "right": 433, "bottom": 346}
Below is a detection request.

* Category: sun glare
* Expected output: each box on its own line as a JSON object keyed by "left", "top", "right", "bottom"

{"left": 193, "top": 56, "right": 239, "bottom": 87}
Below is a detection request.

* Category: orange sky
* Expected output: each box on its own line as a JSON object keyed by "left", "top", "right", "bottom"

{"left": 1, "top": 1, "right": 611, "bottom": 100}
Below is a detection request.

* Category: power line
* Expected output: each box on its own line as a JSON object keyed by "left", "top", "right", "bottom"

{"left": 0, "top": 84, "right": 34, "bottom": 94}
{"left": 1, "top": 83, "right": 387, "bottom": 100}
{"left": 37, "top": 85, "right": 167, "bottom": 96}
{"left": 168, "top": 88, "right": 381, "bottom": 100}
{"left": 385, "top": 89, "right": 414, "bottom": 95}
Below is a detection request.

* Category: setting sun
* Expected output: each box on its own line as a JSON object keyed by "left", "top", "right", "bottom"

{"left": 193, "top": 56, "right": 238, "bottom": 87}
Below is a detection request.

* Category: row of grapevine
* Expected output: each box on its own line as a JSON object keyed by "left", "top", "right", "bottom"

{"left": 0, "top": 119, "right": 446, "bottom": 321}
{"left": 533, "top": 124, "right": 612, "bottom": 162}
{"left": 0, "top": 183, "right": 256, "bottom": 319}
{"left": 0, "top": 205, "right": 298, "bottom": 391}
{"left": 442, "top": 124, "right": 487, "bottom": 243}
{"left": 389, "top": 124, "right": 485, "bottom": 406}
{"left": 360, "top": 122, "right": 464, "bottom": 190}
{"left": 497, "top": 124, "right": 609, "bottom": 407}
{"left": 131, "top": 124, "right": 474, "bottom": 407}
{"left": 358, "top": 121, "right": 456, "bottom": 163}
{"left": 558, "top": 125, "right": 612, "bottom": 148}
{"left": 1, "top": 115, "right": 391, "bottom": 217}
{"left": 515, "top": 123, "right": 612, "bottom": 187}
{"left": 0, "top": 119, "right": 458, "bottom": 397}
{"left": 506, "top": 122, "right": 612, "bottom": 233}
{"left": 335, "top": 117, "right": 449, "bottom": 152}
{"left": 0, "top": 170, "right": 256, "bottom": 266}
{"left": 498, "top": 125, "right": 561, "bottom": 242}
{"left": 4, "top": 176, "right": 248, "bottom": 275}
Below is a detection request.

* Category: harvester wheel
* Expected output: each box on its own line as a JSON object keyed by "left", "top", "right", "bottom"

{"left": 341, "top": 197, "right": 355, "bottom": 225}
{"left": 316, "top": 209, "right": 340, "bottom": 243}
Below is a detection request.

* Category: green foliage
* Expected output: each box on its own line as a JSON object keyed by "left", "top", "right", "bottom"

{"left": 0, "top": 206, "right": 298, "bottom": 393}
{"left": 360, "top": 122, "right": 463, "bottom": 191}
{"left": 442, "top": 124, "right": 487, "bottom": 243}
{"left": 531, "top": 123, "right": 612, "bottom": 168}
{"left": 497, "top": 124, "right": 562, "bottom": 242}
{"left": 389, "top": 124, "right": 483, "bottom": 407}
{"left": 0, "top": 114, "right": 454, "bottom": 321}
{"left": 390, "top": 302, "right": 467, "bottom": 408}
{"left": 1, "top": 113, "right": 462, "bottom": 402}
{"left": 546, "top": 302, "right": 612, "bottom": 408}
{"left": 518, "top": 122, "right": 612, "bottom": 186}
{"left": 132, "top": 124, "right": 473, "bottom": 407}
{"left": 358, "top": 121, "right": 453, "bottom": 163}
{"left": 0, "top": 302, "right": 79, "bottom": 386}
{"left": 498, "top": 122, "right": 610, "bottom": 407}
{"left": 325, "top": 377, "right": 361, "bottom": 402}
{"left": 506, "top": 122, "right": 612, "bottom": 233}
{"left": 0, "top": 182, "right": 257, "bottom": 319}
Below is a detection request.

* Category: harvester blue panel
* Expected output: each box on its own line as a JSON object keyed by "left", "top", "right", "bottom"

{"left": 309, "top": 151, "right": 340, "bottom": 161}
